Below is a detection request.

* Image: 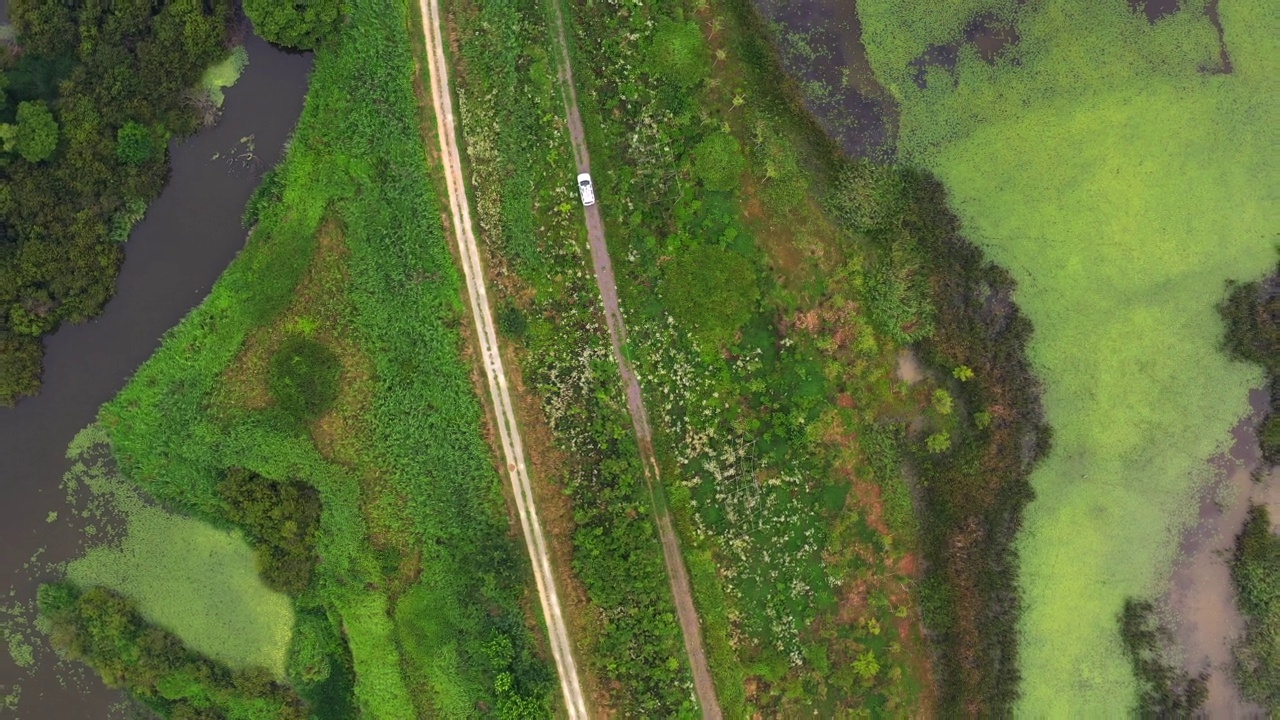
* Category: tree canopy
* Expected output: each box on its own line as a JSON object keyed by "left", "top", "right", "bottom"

{"left": 0, "top": 0, "right": 231, "bottom": 405}
{"left": 14, "top": 101, "right": 58, "bottom": 162}
{"left": 244, "top": 0, "right": 342, "bottom": 50}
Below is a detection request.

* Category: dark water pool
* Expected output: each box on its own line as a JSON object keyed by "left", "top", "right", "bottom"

{"left": 0, "top": 33, "right": 310, "bottom": 718}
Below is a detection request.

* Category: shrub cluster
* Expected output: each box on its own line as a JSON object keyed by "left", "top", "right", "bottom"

{"left": 217, "top": 469, "right": 322, "bottom": 596}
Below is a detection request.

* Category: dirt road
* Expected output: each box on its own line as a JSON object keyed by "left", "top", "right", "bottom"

{"left": 416, "top": 0, "right": 588, "bottom": 716}
{"left": 546, "top": 3, "right": 722, "bottom": 717}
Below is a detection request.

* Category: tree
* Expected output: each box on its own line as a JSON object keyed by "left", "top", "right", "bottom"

{"left": 659, "top": 244, "right": 758, "bottom": 350}
{"left": 691, "top": 132, "right": 744, "bottom": 192}
{"left": 650, "top": 20, "right": 707, "bottom": 89}
{"left": 116, "top": 122, "right": 156, "bottom": 165}
{"left": 925, "top": 431, "right": 951, "bottom": 454}
{"left": 14, "top": 101, "right": 58, "bottom": 163}
{"left": 244, "top": 0, "right": 342, "bottom": 50}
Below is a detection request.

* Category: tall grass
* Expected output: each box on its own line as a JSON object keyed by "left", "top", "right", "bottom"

{"left": 857, "top": 0, "right": 1277, "bottom": 711}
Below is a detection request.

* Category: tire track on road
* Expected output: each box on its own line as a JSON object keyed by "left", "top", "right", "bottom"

{"left": 416, "top": 0, "right": 588, "bottom": 715}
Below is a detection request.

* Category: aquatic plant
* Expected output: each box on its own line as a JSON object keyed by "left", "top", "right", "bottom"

{"left": 857, "top": 0, "right": 1277, "bottom": 711}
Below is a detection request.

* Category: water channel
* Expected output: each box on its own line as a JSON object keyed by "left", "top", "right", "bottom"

{"left": 0, "top": 29, "right": 311, "bottom": 717}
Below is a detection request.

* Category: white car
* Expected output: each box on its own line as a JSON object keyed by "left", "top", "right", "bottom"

{"left": 577, "top": 173, "right": 595, "bottom": 206}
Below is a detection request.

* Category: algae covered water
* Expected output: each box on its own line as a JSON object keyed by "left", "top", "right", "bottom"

{"left": 0, "top": 34, "right": 310, "bottom": 716}
{"left": 850, "top": 0, "right": 1277, "bottom": 711}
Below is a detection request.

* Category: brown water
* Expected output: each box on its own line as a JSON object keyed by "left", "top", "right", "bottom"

{"left": 750, "top": 0, "right": 897, "bottom": 159}
{"left": 0, "top": 34, "right": 311, "bottom": 718}
{"left": 1166, "top": 388, "right": 1278, "bottom": 717}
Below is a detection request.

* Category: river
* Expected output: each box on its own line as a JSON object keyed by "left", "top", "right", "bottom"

{"left": 0, "top": 32, "right": 311, "bottom": 718}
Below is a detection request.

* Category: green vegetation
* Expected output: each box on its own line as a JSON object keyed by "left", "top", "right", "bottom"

{"left": 65, "top": 479, "right": 295, "bottom": 676}
{"left": 40, "top": 583, "right": 307, "bottom": 719}
{"left": 691, "top": 132, "right": 746, "bottom": 191}
{"left": 1118, "top": 598, "right": 1208, "bottom": 716}
{"left": 218, "top": 469, "right": 323, "bottom": 596}
{"left": 0, "top": 0, "right": 234, "bottom": 404}
{"left": 13, "top": 101, "right": 57, "bottom": 162}
{"left": 447, "top": 0, "right": 693, "bottom": 711}
{"left": 1231, "top": 505, "right": 1280, "bottom": 711}
{"left": 444, "top": 0, "right": 1046, "bottom": 711}
{"left": 40, "top": 0, "right": 553, "bottom": 716}
{"left": 115, "top": 121, "right": 156, "bottom": 166}
{"left": 1220, "top": 261, "right": 1279, "bottom": 464}
{"left": 267, "top": 336, "right": 342, "bottom": 422}
{"left": 244, "top": 0, "right": 342, "bottom": 51}
{"left": 659, "top": 244, "right": 758, "bottom": 351}
{"left": 856, "top": 0, "right": 1278, "bottom": 711}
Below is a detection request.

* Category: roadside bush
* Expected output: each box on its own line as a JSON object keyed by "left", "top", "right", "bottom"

{"left": 244, "top": 0, "right": 342, "bottom": 50}
{"left": 650, "top": 19, "right": 708, "bottom": 89}
{"left": 659, "top": 244, "right": 758, "bottom": 350}
{"left": 692, "top": 132, "right": 746, "bottom": 192}
{"left": 268, "top": 336, "right": 341, "bottom": 421}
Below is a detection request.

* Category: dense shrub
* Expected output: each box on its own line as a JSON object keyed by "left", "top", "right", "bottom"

{"left": 244, "top": 0, "right": 342, "bottom": 50}
{"left": 217, "top": 469, "right": 322, "bottom": 596}
{"left": 649, "top": 19, "right": 708, "bottom": 89}
{"left": 659, "top": 244, "right": 758, "bottom": 350}
{"left": 267, "top": 336, "right": 341, "bottom": 421}
{"left": 1231, "top": 505, "right": 1280, "bottom": 711}
{"left": 691, "top": 131, "right": 746, "bottom": 191}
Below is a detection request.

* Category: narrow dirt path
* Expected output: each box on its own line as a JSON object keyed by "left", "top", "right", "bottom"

{"left": 546, "top": 2, "right": 722, "bottom": 716}
{"left": 416, "top": 0, "right": 588, "bottom": 716}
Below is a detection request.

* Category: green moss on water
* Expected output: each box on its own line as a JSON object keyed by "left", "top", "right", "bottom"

{"left": 57, "top": 426, "right": 294, "bottom": 678}
{"left": 857, "top": 0, "right": 1277, "bottom": 712}
{"left": 201, "top": 45, "right": 249, "bottom": 108}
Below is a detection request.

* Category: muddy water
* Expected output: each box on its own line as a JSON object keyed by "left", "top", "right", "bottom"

{"left": 750, "top": 0, "right": 897, "bottom": 159}
{"left": 1166, "top": 387, "right": 1278, "bottom": 717}
{"left": 0, "top": 35, "right": 310, "bottom": 718}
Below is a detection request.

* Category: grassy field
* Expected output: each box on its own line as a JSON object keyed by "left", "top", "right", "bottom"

{"left": 42, "top": 0, "right": 554, "bottom": 716}
{"left": 857, "top": 0, "right": 1278, "bottom": 711}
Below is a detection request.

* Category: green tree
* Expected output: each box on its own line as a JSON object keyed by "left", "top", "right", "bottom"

{"left": 691, "top": 132, "right": 745, "bottom": 191}
{"left": 116, "top": 122, "right": 155, "bottom": 165}
{"left": 244, "top": 0, "right": 342, "bottom": 50}
{"left": 660, "top": 244, "right": 758, "bottom": 350}
{"left": 14, "top": 101, "right": 58, "bottom": 162}
{"left": 925, "top": 431, "right": 951, "bottom": 454}
{"left": 650, "top": 20, "right": 707, "bottom": 89}
{"left": 932, "top": 388, "right": 953, "bottom": 415}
